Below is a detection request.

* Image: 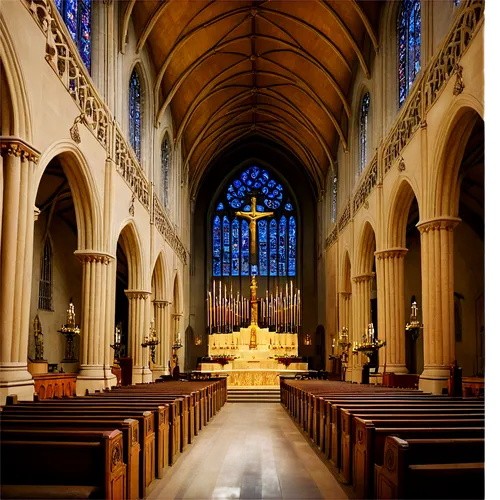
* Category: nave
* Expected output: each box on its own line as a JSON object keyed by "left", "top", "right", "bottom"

{"left": 148, "top": 403, "right": 348, "bottom": 500}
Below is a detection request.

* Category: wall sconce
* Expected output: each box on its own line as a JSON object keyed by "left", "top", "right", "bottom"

{"left": 304, "top": 333, "right": 312, "bottom": 346}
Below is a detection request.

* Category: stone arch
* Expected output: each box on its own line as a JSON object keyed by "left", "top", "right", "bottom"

{"left": 151, "top": 250, "right": 168, "bottom": 301}
{"left": 356, "top": 220, "right": 377, "bottom": 276}
{"left": 0, "top": 15, "right": 32, "bottom": 139}
{"left": 340, "top": 249, "right": 352, "bottom": 293}
{"left": 432, "top": 100, "right": 484, "bottom": 218}
{"left": 35, "top": 142, "right": 102, "bottom": 252}
{"left": 387, "top": 177, "right": 421, "bottom": 248}
{"left": 116, "top": 219, "right": 144, "bottom": 291}
{"left": 172, "top": 270, "right": 183, "bottom": 314}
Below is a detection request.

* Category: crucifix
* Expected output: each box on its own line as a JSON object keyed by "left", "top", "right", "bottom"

{"left": 235, "top": 196, "right": 274, "bottom": 348}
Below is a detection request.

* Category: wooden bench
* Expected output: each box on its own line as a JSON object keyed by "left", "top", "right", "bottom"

{"left": 0, "top": 428, "right": 126, "bottom": 500}
{"left": 351, "top": 418, "right": 485, "bottom": 499}
{"left": 374, "top": 436, "right": 484, "bottom": 499}
{"left": 2, "top": 405, "right": 156, "bottom": 498}
{"left": 0, "top": 417, "right": 140, "bottom": 500}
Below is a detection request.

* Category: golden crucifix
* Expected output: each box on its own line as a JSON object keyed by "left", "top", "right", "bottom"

{"left": 235, "top": 196, "right": 274, "bottom": 348}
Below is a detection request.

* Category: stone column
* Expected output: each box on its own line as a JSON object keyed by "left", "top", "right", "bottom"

{"left": 375, "top": 248, "right": 408, "bottom": 373}
{"left": 0, "top": 139, "right": 39, "bottom": 404}
{"left": 351, "top": 274, "right": 374, "bottom": 383}
{"left": 338, "top": 291, "right": 351, "bottom": 380}
{"left": 417, "top": 217, "right": 460, "bottom": 394}
{"left": 151, "top": 300, "right": 170, "bottom": 379}
{"left": 74, "top": 251, "right": 116, "bottom": 395}
{"left": 125, "top": 290, "right": 152, "bottom": 384}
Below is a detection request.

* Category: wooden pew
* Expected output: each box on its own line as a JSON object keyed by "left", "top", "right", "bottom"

{"left": 10, "top": 399, "right": 168, "bottom": 476}
{"left": 2, "top": 405, "right": 156, "bottom": 498}
{"left": 0, "top": 417, "right": 140, "bottom": 500}
{"left": 374, "top": 436, "right": 484, "bottom": 499}
{"left": 0, "top": 428, "right": 126, "bottom": 500}
{"left": 352, "top": 418, "right": 485, "bottom": 499}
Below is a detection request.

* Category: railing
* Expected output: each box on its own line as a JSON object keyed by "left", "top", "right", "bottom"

{"left": 24, "top": 0, "right": 188, "bottom": 262}
{"left": 325, "top": 0, "right": 484, "bottom": 249}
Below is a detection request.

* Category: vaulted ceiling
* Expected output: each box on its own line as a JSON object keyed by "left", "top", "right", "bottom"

{"left": 125, "top": 1, "right": 383, "bottom": 193}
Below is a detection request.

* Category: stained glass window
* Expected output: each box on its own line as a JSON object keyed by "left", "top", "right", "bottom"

{"left": 231, "top": 219, "right": 240, "bottom": 276}
{"left": 161, "top": 135, "right": 169, "bottom": 207}
{"left": 454, "top": 0, "right": 460, "bottom": 6}
{"left": 288, "top": 216, "right": 296, "bottom": 277}
{"left": 222, "top": 216, "right": 230, "bottom": 276}
{"left": 269, "top": 219, "right": 278, "bottom": 277}
{"left": 241, "top": 220, "right": 249, "bottom": 276}
{"left": 212, "top": 166, "right": 297, "bottom": 277}
{"left": 213, "top": 216, "right": 221, "bottom": 277}
{"left": 259, "top": 220, "right": 268, "bottom": 276}
{"left": 332, "top": 175, "right": 338, "bottom": 222}
{"left": 129, "top": 68, "right": 142, "bottom": 162}
{"left": 398, "top": 0, "right": 421, "bottom": 106}
{"left": 278, "top": 216, "right": 287, "bottom": 277}
{"left": 38, "top": 238, "right": 53, "bottom": 310}
{"left": 360, "top": 92, "right": 370, "bottom": 174}
{"left": 56, "top": 0, "right": 92, "bottom": 73}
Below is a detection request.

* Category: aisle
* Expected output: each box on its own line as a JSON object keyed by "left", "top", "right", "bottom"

{"left": 148, "top": 403, "right": 349, "bottom": 500}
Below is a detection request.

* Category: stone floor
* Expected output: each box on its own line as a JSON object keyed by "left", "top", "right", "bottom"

{"left": 148, "top": 403, "right": 349, "bottom": 500}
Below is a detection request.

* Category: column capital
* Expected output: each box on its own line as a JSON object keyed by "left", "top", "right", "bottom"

{"left": 352, "top": 272, "right": 375, "bottom": 284}
{"left": 374, "top": 247, "right": 408, "bottom": 260}
{"left": 153, "top": 299, "right": 171, "bottom": 308}
{"left": 125, "top": 290, "right": 151, "bottom": 300}
{"left": 0, "top": 137, "right": 40, "bottom": 163}
{"left": 417, "top": 217, "right": 461, "bottom": 233}
{"left": 74, "top": 250, "right": 115, "bottom": 264}
{"left": 339, "top": 291, "right": 352, "bottom": 298}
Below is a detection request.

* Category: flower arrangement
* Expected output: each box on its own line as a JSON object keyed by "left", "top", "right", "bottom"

{"left": 210, "top": 355, "right": 238, "bottom": 366}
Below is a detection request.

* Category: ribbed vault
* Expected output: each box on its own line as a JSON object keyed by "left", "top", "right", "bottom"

{"left": 125, "top": 0, "right": 382, "bottom": 193}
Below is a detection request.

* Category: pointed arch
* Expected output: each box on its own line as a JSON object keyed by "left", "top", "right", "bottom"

{"left": 356, "top": 221, "right": 377, "bottom": 275}
{"left": 116, "top": 219, "right": 144, "bottom": 291}
{"left": 151, "top": 250, "right": 168, "bottom": 301}
{"left": 35, "top": 141, "right": 102, "bottom": 251}
{"left": 341, "top": 249, "right": 352, "bottom": 293}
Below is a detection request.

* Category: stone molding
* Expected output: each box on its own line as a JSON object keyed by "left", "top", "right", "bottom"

{"left": 0, "top": 137, "right": 40, "bottom": 163}
{"left": 416, "top": 217, "right": 461, "bottom": 234}
{"left": 325, "top": 225, "right": 338, "bottom": 249}
{"left": 125, "top": 290, "right": 151, "bottom": 300}
{"left": 153, "top": 300, "right": 171, "bottom": 309}
{"left": 352, "top": 273, "right": 375, "bottom": 284}
{"left": 74, "top": 250, "right": 114, "bottom": 264}
{"left": 374, "top": 247, "right": 408, "bottom": 260}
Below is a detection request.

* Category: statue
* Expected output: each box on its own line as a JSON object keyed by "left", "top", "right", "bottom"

{"left": 33, "top": 315, "right": 44, "bottom": 361}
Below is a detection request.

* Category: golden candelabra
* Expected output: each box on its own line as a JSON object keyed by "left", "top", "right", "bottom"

{"left": 141, "top": 320, "right": 160, "bottom": 364}
{"left": 405, "top": 300, "right": 423, "bottom": 341}
{"left": 352, "top": 323, "right": 386, "bottom": 368}
{"left": 58, "top": 299, "right": 80, "bottom": 361}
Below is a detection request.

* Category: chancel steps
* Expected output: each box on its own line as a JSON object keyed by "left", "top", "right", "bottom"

{"left": 227, "top": 387, "right": 281, "bottom": 403}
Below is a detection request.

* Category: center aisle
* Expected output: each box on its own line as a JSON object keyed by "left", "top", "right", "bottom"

{"left": 148, "top": 403, "right": 348, "bottom": 500}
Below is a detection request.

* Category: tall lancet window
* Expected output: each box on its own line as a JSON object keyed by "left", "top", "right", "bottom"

{"left": 129, "top": 68, "right": 142, "bottom": 162}
{"left": 161, "top": 135, "right": 170, "bottom": 207}
{"left": 331, "top": 174, "right": 338, "bottom": 222}
{"left": 398, "top": 0, "right": 421, "bottom": 106}
{"left": 359, "top": 92, "right": 370, "bottom": 174}
{"left": 38, "top": 238, "right": 53, "bottom": 311}
{"left": 211, "top": 166, "right": 297, "bottom": 278}
{"left": 55, "top": 0, "right": 92, "bottom": 73}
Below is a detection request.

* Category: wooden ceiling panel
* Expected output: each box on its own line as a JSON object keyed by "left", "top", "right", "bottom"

{"left": 130, "top": 0, "right": 383, "bottom": 192}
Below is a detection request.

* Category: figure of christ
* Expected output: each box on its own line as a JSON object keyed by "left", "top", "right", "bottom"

{"left": 235, "top": 196, "right": 274, "bottom": 348}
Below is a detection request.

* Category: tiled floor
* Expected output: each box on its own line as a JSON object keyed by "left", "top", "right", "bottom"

{"left": 148, "top": 403, "right": 349, "bottom": 500}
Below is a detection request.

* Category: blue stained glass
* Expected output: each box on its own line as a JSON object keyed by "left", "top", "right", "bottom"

{"left": 57, "top": 1, "right": 91, "bottom": 73}
{"left": 398, "top": 1, "right": 421, "bottom": 106}
{"left": 285, "top": 202, "right": 293, "bottom": 211}
{"left": 243, "top": 205, "right": 251, "bottom": 211}
{"left": 360, "top": 92, "right": 370, "bottom": 174}
{"left": 222, "top": 216, "right": 230, "bottom": 276}
{"left": 250, "top": 166, "right": 260, "bottom": 179}
{"left": 217, "top": 202, "right": 224, "bottom": 211}
{"left": 268, "top": 180, "right": 276, "bottom": 189}
{"left": 241, "top": 220, "right": 249, "bottom": 276}
{"left": 230, "top": 199, "right": 242, "bottom": 209}
{"left": 213, "top": 216, "right": 221, "bottom": 276}
{"left": 258, "top": 220, "right": 268, "bottom": 276}
{"left": 161, "top": 135, "right": 169, "bottom": 207}
{"left": 278, "top": 216, "right": 287, "bottom": 276}
{"left": 234, "top": 180, "right": 242, "bottom": 188}
{"left": 288, "top": 216, "right": 296, "bottom": 277}
{"left": 231, "top": 219, "right": 240, "bottom": 276}
{"left": 269, "top": 219, "right": 277, "bottom": 277}
{"left": 129, "top": 68, "right": 141, "bottom": 161}
{"left": 257, "top": 205, "right": 264, "bottom": 212}
{"left": 454, "top": 0, "right": 460, "bottom": 5}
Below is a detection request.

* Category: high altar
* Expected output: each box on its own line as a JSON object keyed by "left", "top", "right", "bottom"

{"left": 199, "top": 196, "right": 309, "bottom": 386}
